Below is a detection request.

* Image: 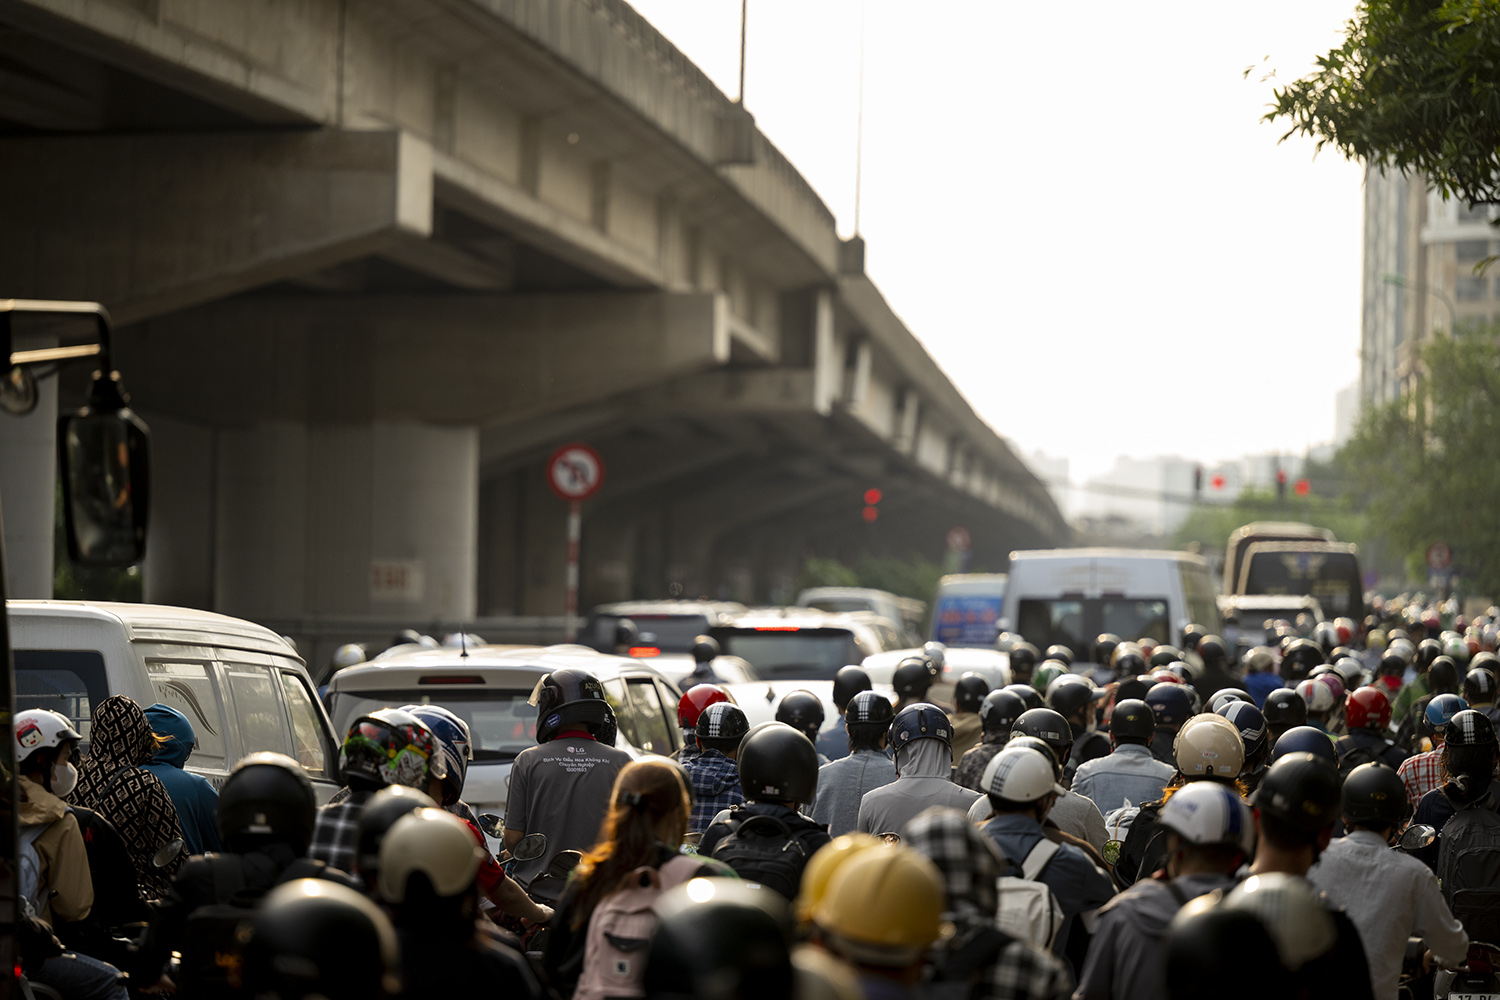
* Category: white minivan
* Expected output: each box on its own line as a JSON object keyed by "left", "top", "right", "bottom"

{"left": 8, "top": 601, "right": 341, "bottom": 801}
{"left": 996, "top": 549, "right": 1220, "bottom": 665}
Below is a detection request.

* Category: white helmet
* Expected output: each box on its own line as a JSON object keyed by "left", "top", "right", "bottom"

{"left": 1173, "top": 714, "right": 1245, "bottom": 779}
{"left": 1156, "top": 781, "right": 1254, "bottom": 853}
{"left": 1221, "top": 873, "right": 1336, "bottom": 971}
{"left": 1294, "top": 678, "right": 1335, "bottom": 714}
{"left": 14, "top": 709, "right": 82, "bottom": 765}
{"left": 981, "top": 746, "right": 1067, "bottom": 803}
{"left": 331, "top": 643, "right": 366, "bottom": 670}
{"left": 377, "top": 808, "right": 485, "bottom": 904}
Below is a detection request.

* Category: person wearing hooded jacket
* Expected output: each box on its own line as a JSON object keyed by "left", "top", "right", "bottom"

{"left": 142, "top": 704, "right": 222, "bottom": 856}
{"left": 855, "top": 704, "right": 980, "bottom": 836}
{"left": 70, "top": 695, "right": 186, "bottom": 900}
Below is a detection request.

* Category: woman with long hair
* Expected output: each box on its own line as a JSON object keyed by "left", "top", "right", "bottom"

{"left": 541, "top": 759, "right": 732, "bottom": 997}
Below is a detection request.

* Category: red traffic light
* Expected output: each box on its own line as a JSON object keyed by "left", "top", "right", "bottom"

{"left": 1294, "top": 478, "right": 1310, "bottom": 497}
{"left": 862, "top": 505, "right": 879, "bottom": 523}
{"left": 864, "top": 488, "right": 883, "bottom": 506}
{"left": 1210, "top": 474, "right": 1225, "bottom": 490}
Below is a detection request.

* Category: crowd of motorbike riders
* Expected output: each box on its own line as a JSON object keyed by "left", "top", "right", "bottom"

{"left": 19, "top": 603, "right": 1500, "bottom": 1000}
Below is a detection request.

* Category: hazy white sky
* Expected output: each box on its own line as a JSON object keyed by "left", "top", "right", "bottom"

{"left": 629, "top": 0, "right": 1366, "bottom": 482}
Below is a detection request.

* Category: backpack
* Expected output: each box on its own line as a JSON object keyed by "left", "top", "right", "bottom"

{"left": 1335, "top": 736, "right": 1382, "bottom": 778}
{"left": 1436, "top": 794, "right": 1500, "bottom": 944}
{"left": 922, "top": 924, "right": 1015, "bottom": 1000}
{"left": 709, "top": 810, "right": 810, "bottom": 899}
{"left": 573, "top": 855, "right": 702, "bottom": 1000}
{"left": 18, "top": 818, "right": 59, "bottom": 918}
{"left": 996, "top": 838, "right": 1065, "bottom": 950}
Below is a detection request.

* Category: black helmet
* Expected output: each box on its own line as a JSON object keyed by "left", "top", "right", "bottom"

{"left": 1002, "top": 683, "right": 1044, "bottom": 712}
{"left": 1256, "top": 752, "right": 1343, "bottom": 835}
{"left": 219, "top": 752, "right": 317, "bottom": 854}
{"left": 1464, "top": 667, "right": 1498, "bottom": 703}
{"left": 242, "top": 879, "right": 401, "bottom": 1000}
{"left": 1008, "top": 642, "right": 1040, "bottom": 675}
{"left": 1146, "top": 683, "right": 1193, "bottom": 728}
{"left": 1047, "top": 674, "right": 1102, "bottom": 720}
{"left": 533, "top": 668, "right": 616, "bottom": 744}
{"left": 893, "top": 657, "right": 934, "bottom": 698}
{"left": 1281, "top": 638, "right": 1326, "bottom": 683}
{"left": 1094, "top": 633, "right": 1122, "bottom": 666}
{"left": 339, "top": 709, "right": 446, "bottom": 790}
{"left": 1261, "top": 688, "right": 1308, "bottom": 730}
{"left": 392, "top": 628, "right": 426, "bottom": 648}
{"left": 614, "top": 618, "right": 639, "bottom": 646}
{"left": 890, "top": 703, "right": 952, "bottom": 750}
{"left": 698, "top": 702, "right": 750, "bottom": 743}
{"left": 1165, "top": 905, "right": 1290, "bottom": 1000}
{"left": 1207, "top": 689, "right": 1253, "bottom": 714}
{"left": 1109, "top": 699, "right": 1155, "bottom": 744}
{"left": 355, "top": 785, "right": 436, "bottom": 883}
{"left": 774, "top": 691, "right": 824, "bottom": 743}
{"left": 1446, "top": 709, "right": 1498, "bottom": 748}
{"left": 1181, "top": 624, "right": 1208, "bottom": 653}
{"left": 832, "top": 665, "right": 873, "bottom": 710}
{"left": 1044, "top": 645, "right": 1074, "bottom": 667}
{"left": 1428, "top": 655, "right": 1461, "bottom": 694}
{"left": 1150, "top": 646, "right": 1183, "bottom": 669}
{"left": 1341, "top": 762, "right": 1410, "bottom": 827}
{"left": 691, "top": 635, "right": 721, "bottom": 665}
{"left": 1114, "top": 649, "right": 1147, "bottom": 678}
{"left": 1114, "top": 676, "right": 1151, "bottom": 703}
{"left": 1378, "top": 651, "right": 1407, "bottom": 678}
{"left": 1012, "top": 708, "right": 1073, "bottom": 762}
{"left": 739, "top": 723, "right": 819, "bottom": 804}
{"left": 979, "top": 690, "right": 1027, "bottom": 736}
{"left": 1006, "top": 735, "right": 1063, "bottom": 776}
{"left": 1197, "top": 635, "right": 1227, "bottom": 667}
{"left": 1416, "top": 638, "right": 1443, "bottom": 671}
{"left": 953, "top": 673, "right": 991, "bottom": 714}
{"left": 1271, "top": 726, "right": 1339, "bottom": 764}
{"left": 644, "top": 879, "right": 793, "bottom": 1000}
{"left": 845, "top": 690, "right": 894, "bottom": 726}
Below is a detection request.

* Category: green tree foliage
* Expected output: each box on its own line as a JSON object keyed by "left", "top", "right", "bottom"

{"left": 1266, "top": 1, "right": 1500, "bottom": 204}
{"left": 794, "top": 554, "right": 947, "bottom": 604}
{"left": 1342, "top": 325, "right": 1500, "bottom": 598}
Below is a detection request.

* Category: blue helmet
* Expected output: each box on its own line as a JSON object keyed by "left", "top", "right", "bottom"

{"left": 889, "top": 703, "right": 952, "bottom": 750}
{"left": 1145, "top": 682, "right": 1193, "bottom": 728}
{"left": 400, "top": 704, "right": 471, "bottom": 805}
{"left": 1425, "top": 693, "right": 1471, "bottom": 739}
{"left": 1270, "top": 725, "right": 1337, "bottom": 765}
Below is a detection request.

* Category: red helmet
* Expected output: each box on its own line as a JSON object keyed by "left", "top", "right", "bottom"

{"left": 1345, "top": 686, "right": 1392, "bottom": 732}
{"left": 1151, "top": 670, "right": 1184, "bottom": 685}
{"left": 678, "top": 684, "right": 733, "bottom": 729}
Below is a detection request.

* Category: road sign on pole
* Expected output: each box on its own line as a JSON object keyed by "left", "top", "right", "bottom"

{"left": 1427, "top": 542, "right": 1453, "bottom": 571}
{"left": 547, "top": 444, "right": 605, "bottom": 620}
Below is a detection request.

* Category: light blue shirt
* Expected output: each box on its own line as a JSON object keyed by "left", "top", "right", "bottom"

{"left": 1071, "top": 743, "right": 1177, "bottom": 820}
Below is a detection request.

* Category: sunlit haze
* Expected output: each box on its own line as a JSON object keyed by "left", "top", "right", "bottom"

{"left": 628, "top": 1, "right": 1365, "bottom": 483}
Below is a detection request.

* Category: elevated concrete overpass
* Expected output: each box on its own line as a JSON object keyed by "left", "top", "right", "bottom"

{"left": 0, "top": 0, "right": 1066, "bottom": 646}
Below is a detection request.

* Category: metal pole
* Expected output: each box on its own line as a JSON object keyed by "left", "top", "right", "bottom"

{"left": 738, "top": 0, "right": 748, "bottom": 104}
{"left": 565, "top": 499, "right": 581, "bottom": 621}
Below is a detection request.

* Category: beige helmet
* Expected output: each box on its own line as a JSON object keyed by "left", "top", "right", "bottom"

{"left": 377, "top": 807, "right": 485, "bottom": 904}
{"left": 1173, "top": 713, "right": 1245, "bottom": 779}
{"left": 812, "top": 845, "right": 949, "bottom": 967}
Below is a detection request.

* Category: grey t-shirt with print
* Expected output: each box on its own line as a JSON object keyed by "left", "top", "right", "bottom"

{"left": 505, "top": 736, "right": 632, "bottom": 882}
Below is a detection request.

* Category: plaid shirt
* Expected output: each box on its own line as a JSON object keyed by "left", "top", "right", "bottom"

{"left": 307, "top": 788, "right": 372, "bottom": 875}
{"left": 683, "top": 749, "right": 743, "bottom": 833}
{"left": 1399, "top": 748, "right": 1444, "bottom": 809}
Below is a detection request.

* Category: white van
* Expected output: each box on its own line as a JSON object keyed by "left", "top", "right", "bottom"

{"left": 8, "top": 601, "right": 341, "bottom": 801}
{"left": 996, "top": 549, "right": 1219, "bottom": 664}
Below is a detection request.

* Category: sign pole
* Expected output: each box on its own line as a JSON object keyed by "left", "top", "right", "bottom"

{"left": 565, "top": 499, "right": 581, "bottom": 620}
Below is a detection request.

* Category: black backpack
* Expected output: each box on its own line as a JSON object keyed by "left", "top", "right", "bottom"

{"left": 709, "top": 809, "right": 809, "bottom": 899}
{"left": 1335, "top": 736, "right": 1383, "bottom": 778}
{"left": 1436, "top": 792, "right": 1500, "bottom": 944}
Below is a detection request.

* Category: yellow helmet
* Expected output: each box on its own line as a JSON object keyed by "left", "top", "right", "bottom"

{"left": 796, "top": 833, "right": 881, "bottom": 924}
{"left": 811, "top": 845, "right": 948, "bottom": 967}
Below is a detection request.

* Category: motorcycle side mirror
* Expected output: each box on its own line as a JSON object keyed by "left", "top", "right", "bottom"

{"left": 1399, "top": 824, "right": 1437, "bottom": 851}
{"left": 58, "top": 370, "right": 150, "bottom": 566}
{"left": 477, "top": 813, "right": 507, "bottom": 840}
{"left": 510, "top": 831, "right": 548, "bottom": 862}
{"left": 153, "top": 838, "right": 184, "bottom": 868}
{"left": 548, "top": 849, "right": 583, "bottom": 879}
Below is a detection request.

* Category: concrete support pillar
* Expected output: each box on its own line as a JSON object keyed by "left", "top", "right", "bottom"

{"left": 210, "top": 419, "right": 477, "bottom": 624}
{"left": 0, "top": 345, "right": 58, "bottom": 597}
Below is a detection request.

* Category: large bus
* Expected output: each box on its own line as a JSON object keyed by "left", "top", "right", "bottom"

{"left": 1236, "top": 541, "right": 1365, "bottom": 618}
{"left": 1223, "top": 521, "right": 1335, "bottom": 595}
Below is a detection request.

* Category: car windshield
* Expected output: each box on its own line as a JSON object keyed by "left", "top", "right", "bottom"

{"left": 1016, "top": 598, "right": 1171, "bottom": 652}
{"left": 327, "top": 688, "right": 535, "bottom": 761}
{"left": 708, "top": 627, "right": 862, "bottom": 680}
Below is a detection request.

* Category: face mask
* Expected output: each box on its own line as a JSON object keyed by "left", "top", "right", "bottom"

{"left": 50, "top": 761, "right": 78, "bottom": 798}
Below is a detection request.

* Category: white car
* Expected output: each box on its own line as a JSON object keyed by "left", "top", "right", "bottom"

{"left": 324, "top": 644, "right": 683, "bottom": 849}
{"left": 862, "top": 645, "right": 1011, "bottom": 694}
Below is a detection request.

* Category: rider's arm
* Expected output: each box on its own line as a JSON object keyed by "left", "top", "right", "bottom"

{"left": 503, "top": 827, "right": 524, "bottom": 852}
{"left": 1414, "top": 869, "right": 1470, "bottom": 968}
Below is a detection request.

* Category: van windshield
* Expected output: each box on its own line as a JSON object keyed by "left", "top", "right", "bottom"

{"left": 1016, "top": 598, "right": 1171, "bottom": 652}
{"left": 1241, "top": 551, "right": 1363, "bottom": 616}
{"left": 327, "top": 688, "right": 536, "bottom": 761}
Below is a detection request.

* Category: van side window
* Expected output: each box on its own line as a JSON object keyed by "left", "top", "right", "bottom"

{"left": 625, "top": 678, "right": 673, "bottom": 755}
{"left": 224, "top": 663, "right": 293, "bottom": 758}
{"left": 15, "top": 650, "right": 109, "bottom": 750}
{"left": 145, "top": 660, "right": 228, "bottom": 771}
{"left": 277, "top": 672, "right": 331, "bottom": 778}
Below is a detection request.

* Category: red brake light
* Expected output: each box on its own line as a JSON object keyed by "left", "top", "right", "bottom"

{"left": 628, "top": 646, "right": 661, "bottom": 658}
{"left": 417, "top": 675, "right": 485, "bottom": 685}
{"left": 754, "top": 626, "right": 801, "bottom": 632}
